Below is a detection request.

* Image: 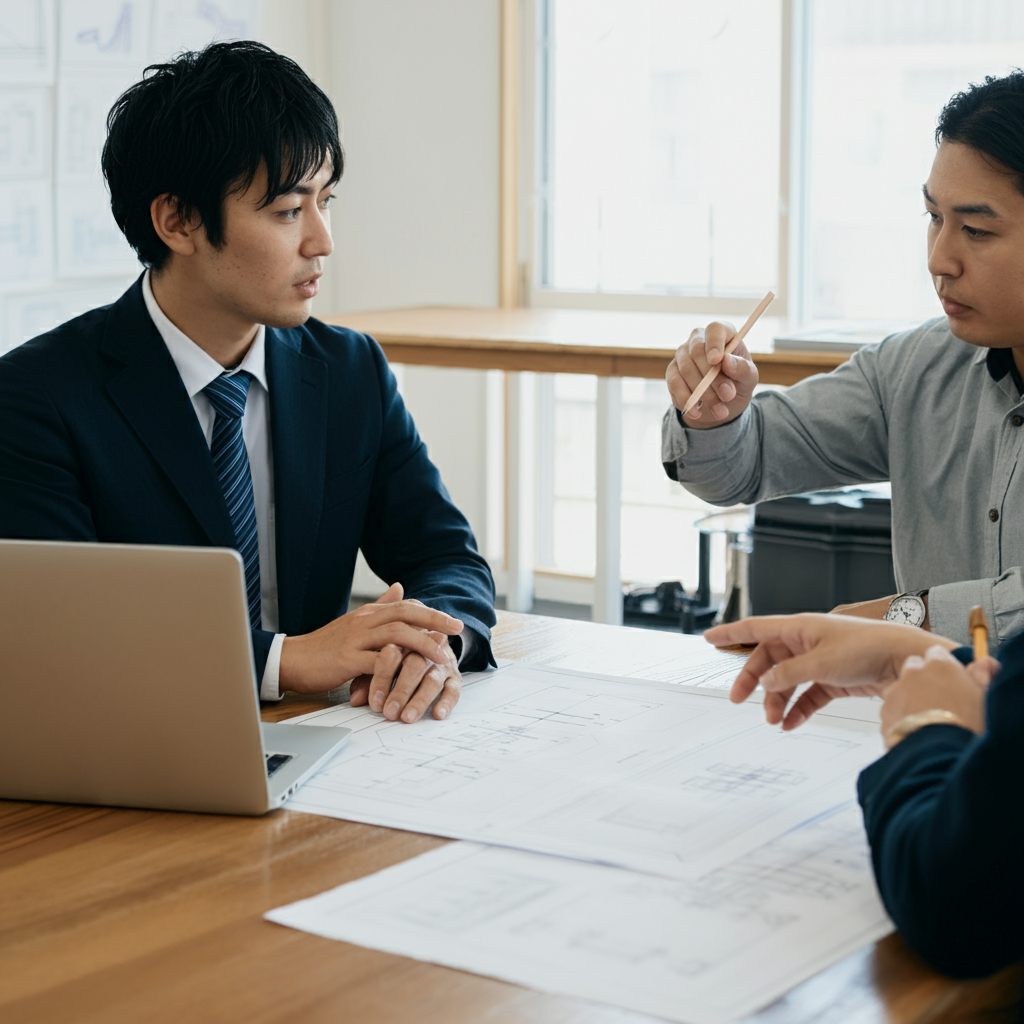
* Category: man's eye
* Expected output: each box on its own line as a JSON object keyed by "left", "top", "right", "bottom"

{"left": 963, "top": 225, "right": 990, "bottom": 238}
{"left": 279, "top": 207, "right": 300, "bottom": 220}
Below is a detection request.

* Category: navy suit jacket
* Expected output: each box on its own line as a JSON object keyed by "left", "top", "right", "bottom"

{"left": 0, "top": 279, "right": 496, "bottom": 684}
{"left": 858, "top": 633, "right": 1024, "bottom": 980}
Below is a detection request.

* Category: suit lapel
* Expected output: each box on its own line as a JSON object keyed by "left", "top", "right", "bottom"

{"left": 101, "top": 280, "right": 236, "bottom": 548}
{"left": 267, "top": 328, "right": 328, "bottom": 633}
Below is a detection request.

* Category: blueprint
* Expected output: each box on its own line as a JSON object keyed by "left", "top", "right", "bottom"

{"left": 0, "top": 2, "right": 55, "bottom": 83}
{"left": 56, "top": 180, "right": 139, "bottom": 278}
{"left": 0, "top": 89, "right": 49, "bottom": 180}
{"left": 267, "top": 803, "right": 892, "bottom": 1024}
{"left": 151, "top": 0, "right": 258, "bottom": 61}
{"left": 0, "top": 179, "right": 52, "bottom": 284}
{"left": 287, "top": 663, "right": 884, "bottom": 879}
{"left": 59, "top": 0, "right": 151, "bottom": 71}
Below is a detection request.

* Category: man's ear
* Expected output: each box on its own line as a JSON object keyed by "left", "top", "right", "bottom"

{"left": 150, "top": 194, "right": 200, "bottom": 256}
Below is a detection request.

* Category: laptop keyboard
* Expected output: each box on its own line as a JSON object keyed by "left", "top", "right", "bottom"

{"left": 265, "top": 753, "right": 293, "bottom": 778}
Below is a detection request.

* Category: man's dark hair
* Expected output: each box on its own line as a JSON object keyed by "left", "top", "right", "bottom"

{"left": 102, "top": 40, "right": 343, "bottom": 269}
{"left": 937, "top": 70, "right": 1024, "bottom": 194}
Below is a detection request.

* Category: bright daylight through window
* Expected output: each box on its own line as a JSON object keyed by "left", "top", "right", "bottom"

{"left": 535, "top": 0, "right": 1024, "bottom": 590}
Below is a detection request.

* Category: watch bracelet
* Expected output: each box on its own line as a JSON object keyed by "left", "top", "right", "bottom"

{"left": 883, "top": 708, "right": 972, "bottom": 750}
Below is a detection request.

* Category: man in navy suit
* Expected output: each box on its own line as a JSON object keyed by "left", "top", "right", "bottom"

{"left": 0, "top": 41, "right": 495, "bottom": 723}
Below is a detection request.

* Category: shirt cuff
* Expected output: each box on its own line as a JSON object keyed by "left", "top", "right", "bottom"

{"left": 928, "top": 579, "right": 992, "bottom": 650}
{"left": 259, "top": 633, "right": 287, "bottom": 701}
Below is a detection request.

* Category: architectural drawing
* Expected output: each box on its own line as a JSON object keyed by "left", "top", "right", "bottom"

{"left": 0, "top": 279, "right": 132, "bottom": 353}
{"left": 0, "top": 180, "right": 52, "bottom": 284}
{"left": 59, "top": 0, "right": 150, "bottom": 70}
{"left": 0, "top": 90, "right": 49, "bottom": 180}
{"left": 0, "top": 2, "right": 54, "bottom": 83}
{"left": 151, "top": 0, "right": 258, "bottom": 61}
{"left": 287, "top": 662, "right": 883, "bottom": 880}
{"left": 56, "top": 181, "right": 139, "bottom": 278}
{"left": 266, "top": 804, "right": 892, "bottom": 1024}
{"left": 57, "top": 76, "right": 133, "bottom": 180}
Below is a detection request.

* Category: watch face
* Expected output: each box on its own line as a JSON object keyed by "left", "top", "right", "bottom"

{"left": 885, "top": 595, "right": 926, "bottom": 627}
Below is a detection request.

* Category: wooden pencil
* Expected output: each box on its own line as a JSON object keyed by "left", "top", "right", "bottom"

{"left": 683, "top": 290, "right": 775, "bottom": 415}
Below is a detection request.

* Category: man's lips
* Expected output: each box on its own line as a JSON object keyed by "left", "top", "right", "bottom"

{"left": 294, "top": 274, "right": 321, "bottom": 298}
{"left": 940, "top": 295, "right": 972, "bottom": 316}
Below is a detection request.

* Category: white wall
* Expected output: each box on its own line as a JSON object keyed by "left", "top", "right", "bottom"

{"left": 323, "top": 0, "right": 503, "bottom": 591}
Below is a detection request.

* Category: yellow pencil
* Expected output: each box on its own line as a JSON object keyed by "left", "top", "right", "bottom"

{"left": 969, "top": 605, "right": 988, "bottom": 661}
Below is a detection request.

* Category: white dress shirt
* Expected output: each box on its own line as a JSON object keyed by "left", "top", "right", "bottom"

{"left": 142, "top": 271, "right": 286, "bottom": 700}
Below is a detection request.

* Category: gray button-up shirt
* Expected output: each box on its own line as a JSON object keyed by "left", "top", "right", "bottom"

{"left": 661, "top": 317, "right": 1024, "bottom": 648}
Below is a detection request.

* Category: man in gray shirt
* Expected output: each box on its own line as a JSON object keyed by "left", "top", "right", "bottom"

{"left": 662, "top": 71, "right": 1024, "bottom": 649}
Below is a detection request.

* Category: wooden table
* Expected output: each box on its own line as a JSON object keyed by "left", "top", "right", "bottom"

{"left": 2, "top": 612, "right": 1019, "bottom": 1023}
{"left": 324, "top": 307, "right": 848, "bottom": 624}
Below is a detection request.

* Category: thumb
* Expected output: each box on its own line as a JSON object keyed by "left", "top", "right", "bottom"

{"left": 967, "top": 655, "right": 1000, "bottom": 689}
{"left": 374, "top": 582, "right": 404, "bottom": 604}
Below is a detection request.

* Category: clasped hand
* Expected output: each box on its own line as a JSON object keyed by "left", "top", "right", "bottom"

{"left": 279, "top": 582, "right": 464, "bottom": 723}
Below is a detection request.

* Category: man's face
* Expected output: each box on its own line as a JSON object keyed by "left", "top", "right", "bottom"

{"left": 192, "top": 160, "right": 336, "bottom": 329}
{"left": 925, "top": 140, "right": 1024, "bottom": 348}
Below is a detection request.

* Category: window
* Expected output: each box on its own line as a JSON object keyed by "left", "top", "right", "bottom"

{"left": 529, "top": 0, "right": 1024, "bottom": 593}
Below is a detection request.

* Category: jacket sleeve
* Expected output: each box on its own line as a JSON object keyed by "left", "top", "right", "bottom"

{"left": 856, "top": 631, "right": 1024, "bottom": 977}
{"left": 0, "top": 355, "right": 98, "bottom": 539}
{"left": 661, "top": 341, "right": 892, "bottom": 506}
{"left": 357, "top": 340, "right": 497, "bottom": 669}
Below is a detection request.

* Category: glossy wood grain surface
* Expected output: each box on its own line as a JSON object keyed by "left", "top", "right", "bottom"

{"left": 1, "top": 611, "right": 1019, "bottom": 1023}
{"left": 322, "top": 306, "right": 847, "bottom": 385}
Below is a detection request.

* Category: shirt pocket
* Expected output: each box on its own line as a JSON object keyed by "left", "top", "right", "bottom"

{"left": 323, "top": 454, "right": 376, "bottom": 511}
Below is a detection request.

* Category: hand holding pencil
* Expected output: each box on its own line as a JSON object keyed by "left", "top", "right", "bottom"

{"left": 665, "top": 291, "right": 773, "bottom": 427}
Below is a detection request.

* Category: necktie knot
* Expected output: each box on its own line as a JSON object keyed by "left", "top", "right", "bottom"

{"left": 204, "top": 371, "right": 251, "bottom": 420}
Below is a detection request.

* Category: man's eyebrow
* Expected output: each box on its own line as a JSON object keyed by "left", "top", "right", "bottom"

{"left": 922, "top": 184, "right": 1000, "bottom": 217}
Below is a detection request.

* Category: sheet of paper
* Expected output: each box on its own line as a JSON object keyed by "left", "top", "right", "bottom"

{"left": 506, "top": 617, "right": 882, "bottom": 724}
{"left": 267, "top": 802, "right": 892, "bottom": 1024}
{"left": 287, "top": 663, "right": 884, "bottom": 879}
{"left": 0, "top": 2, "right": 55, "bottom": 83}
{"left": 0, "top": 179, "right": 52, "bottom": 284}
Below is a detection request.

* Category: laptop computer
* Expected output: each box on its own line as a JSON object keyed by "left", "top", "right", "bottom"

{"left": 0, "top": 540, "right": 350, "bottom": 814}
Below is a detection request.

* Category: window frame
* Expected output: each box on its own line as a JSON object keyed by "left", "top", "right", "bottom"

{"left": 518, "top": 0, "right": 809, "bottom": 320}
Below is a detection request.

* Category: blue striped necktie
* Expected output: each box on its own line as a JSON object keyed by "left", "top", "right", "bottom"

{"left": 203, "top": 371, "right": 262, "bottom": 631}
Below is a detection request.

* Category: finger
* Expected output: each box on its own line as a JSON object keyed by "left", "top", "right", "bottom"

{"left": 369, "top": 621, "right": 453, "bottom": 663}
{"left": 399, "top": 662, "right": 451, "bottom": 723}
{"left": 373, "top": 582, "right": 404, "bottom": 604}
{"left": 729, "top": 640, "right": 790, "bottom": 704}
{"left": 900, "top": 654, "right": 925, "bottom": 674}
{"left": 763, "top": 687, "right": 796, "bottom": 726}
{"left": 968, "top": 655, "right": 1000, "bottom": 688}
{"left": 782, "top": 684, "right": 836, "bottom": 731}
{"left": 367, "top": 643, "right": 403, "bottom": 713}
{"left": 924, "top": 644, "right": 957, "bottom": 663}
{"left": 383, "top": 654, "right": 432, "bottom": 721}
{"left": 367, "top": 602, "right": 464, "bottom": 635}
{"left": 706, "top": 615, "right": 804, "bottom": 649}
{"left": 666, "top": 358, "right": 696, "bottom": 414}
{"left": 432, "top": 672, "right": 462, "bottom": 720}
{"left": 349, "top": 675, "right": 371, "bottom": 706}
{"left": 703, "top": 321, "right": 737, "bottom": 365}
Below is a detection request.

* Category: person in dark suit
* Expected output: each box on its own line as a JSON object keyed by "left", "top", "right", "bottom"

{"left": 0, "top": 41, "right": 495, "bottom": 724}
{"left": 705, "top": 613, "right": 1022, "bottom": 982}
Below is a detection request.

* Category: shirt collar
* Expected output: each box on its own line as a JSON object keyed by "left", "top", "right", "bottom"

{"left": 142, "top": 270, "right": 268, "bottom": 397}
{"left": 985, "top": 346, "right": 1024, "bottom": 396}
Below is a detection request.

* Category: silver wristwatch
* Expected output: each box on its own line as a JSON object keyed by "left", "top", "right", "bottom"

{"left": 883, "top": 590, "right": 929, "bottom": 627}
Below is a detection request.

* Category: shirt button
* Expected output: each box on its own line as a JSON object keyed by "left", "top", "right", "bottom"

{"left": 1014, "top": 416, "right": 1024, "bottom": 427}
{"left": 989, "top": 508, "right": 1000, "bottom": 522}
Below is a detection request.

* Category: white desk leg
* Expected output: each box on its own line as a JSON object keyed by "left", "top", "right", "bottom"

{"left": 594, "top": 376, "right": 622, "bottom": 624}
{"left": 506, "top": 371, "right": 535, "bottom": 612}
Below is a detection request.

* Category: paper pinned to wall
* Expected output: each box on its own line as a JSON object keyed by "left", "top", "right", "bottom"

{"left": 150, "top": 0, "right": 259, "bottom": 61}
{"left": 0, "top": 89, "right": 50, "bottom": 180}
{"left": 1, "top": 278, "right": 133, "bottom": 352}
{"left": 267, "top": 802, "right": 892, "bottom": 1024}
{"left": 55, "top": 180, "right": 139, "bottom": 279}
{"left": 56, "top": 76, "right": 133, "bottom": 181}
{"left": 0, "top": 180, "right": 52, "bottom": 284}
{"left": 286, "top": 662, "right": 883, "bottom": 880}
{"left": 59, "top": 0, "right": 151, "bottom": 73}
{"left": 0, "top": 1, "right": 56, "bottom": 84}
